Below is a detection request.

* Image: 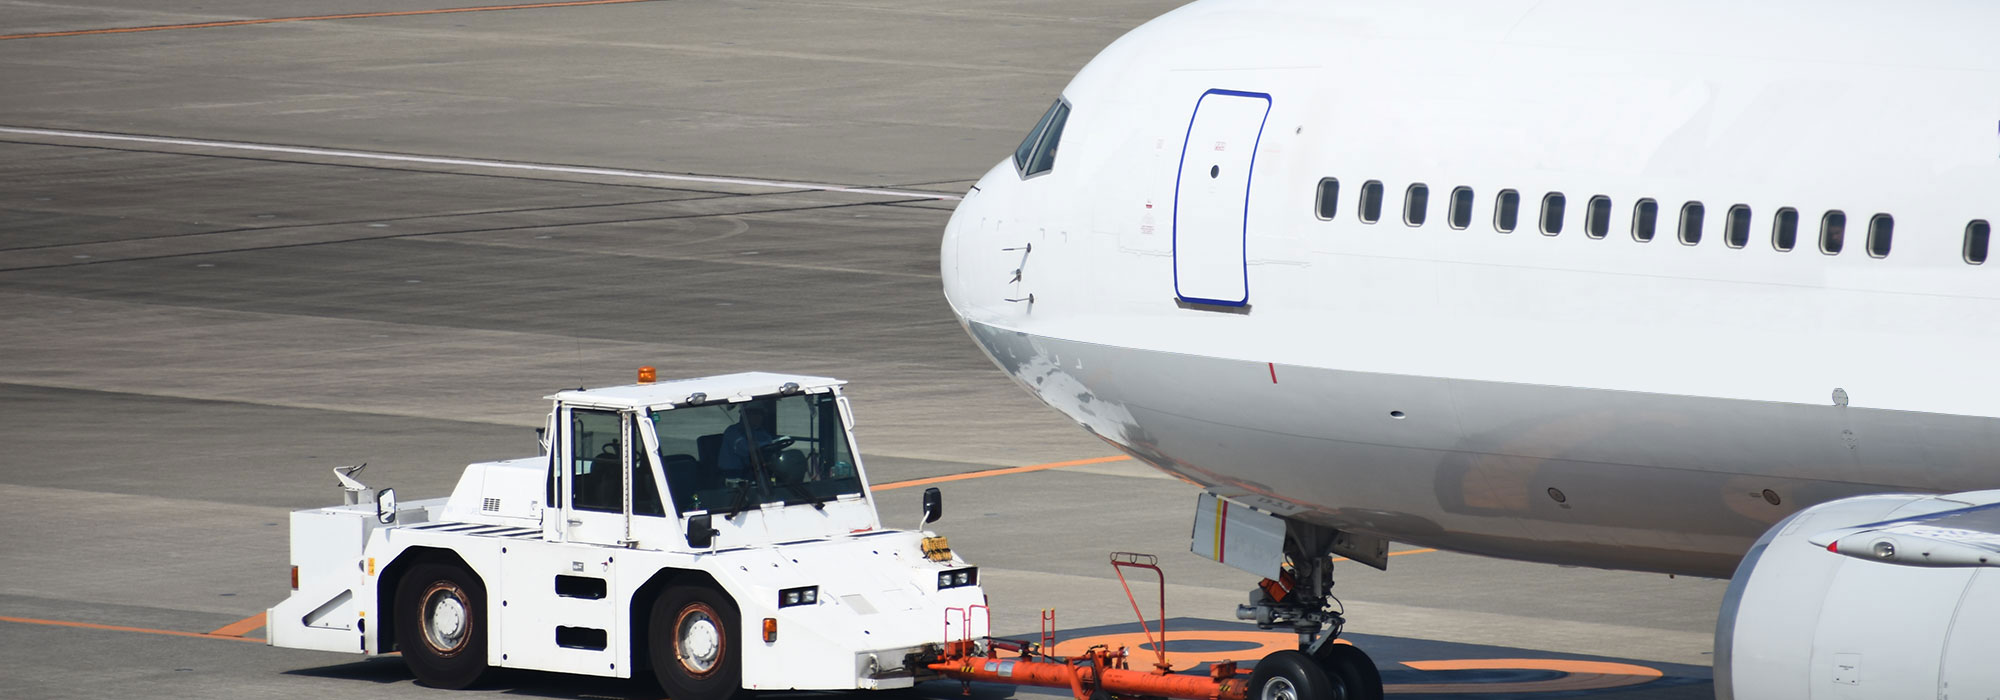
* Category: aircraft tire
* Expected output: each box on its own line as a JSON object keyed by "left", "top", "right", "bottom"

{"left": 394, "top": 562, "right": 490, "bottom": 689}
{"left": 1313, "top": 643, "right": 1383, "bottom": 700}
{"left": 1250, "top": 650, "right": 1335, "bottom": 700}
{"left": 650, "top": 583, "right": 741, "bottom": 700}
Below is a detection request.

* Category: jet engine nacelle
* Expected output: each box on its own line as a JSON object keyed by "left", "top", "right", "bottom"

{"left": 1716, "top": 491, "right": 2000, "bottom": 700}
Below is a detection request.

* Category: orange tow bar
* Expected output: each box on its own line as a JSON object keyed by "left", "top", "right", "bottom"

{"left": 930, "top": 643, "right": 1250, "bottom": 700}
{"left": 928, "top": 553, "right": 1254, "bottom": 700}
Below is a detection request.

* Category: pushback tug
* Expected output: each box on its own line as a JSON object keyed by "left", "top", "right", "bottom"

{"left": 268, "top": 370, "right": 987, "bottom": 698}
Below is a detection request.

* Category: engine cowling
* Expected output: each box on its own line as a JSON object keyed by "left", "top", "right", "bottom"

{"left": 1716, "top": 491, "right": 2000, "bottom": 700}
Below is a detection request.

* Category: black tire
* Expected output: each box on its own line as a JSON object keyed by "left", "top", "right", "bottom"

{"left": 393, "top": 562, "right": 489, "bottom": 689}
{"left": 1249, "top": 650, "right": 1334, "bottom": 700}
{"left": 1313, "top": 643, "right": 1383, "bottom": 700}
{"left": 650, "top": 583, "right": 741, "bottom": 700}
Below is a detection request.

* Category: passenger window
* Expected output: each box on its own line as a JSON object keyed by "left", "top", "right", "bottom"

{"left": 1540, "top": 192, "right": 1565, "bottom": 236}
{"left": 1866, "top": 214, "right": 1893, "bottom": 258}
{"left": 1404, "top": 183, "right": 1429, "bottom": 227}
{"left": 1632, "top": 198, "right": 1658, "bottom": 242}
{"left": 570, "top": 409, "right": 624, "bottom": 514}
{"left": 1359, "top": 181, "right": 1384, "bottom": 224}
{"left": 1585, "top": 195, "right": 1611, "bottom": 239}
{"left": 1772, "top": 207, "right": 1799, "bottom": 251}
{"left": 1315, "top": 178, "right": 1339, "bottom": 220}
{"left": 1448, "top": 187, "right": 1474, "bottom": 230}
{"left": 1679, "top": 202, "right": 1705, "bottom": 245}
{"left": 1968, "top": 220, "right": 1992, "bottom": 265}
{"left": 1821, "top": 210, "right": 1847, "bottom": 255}
{"left": 1724, "top": 205, "right": 1751, "bottom": 249}
{"left": 1014, "top": 99, "right": 1069, "bottom": 178}
{"left": 1494, "top": 190, "right": 1520, "bottom": 233}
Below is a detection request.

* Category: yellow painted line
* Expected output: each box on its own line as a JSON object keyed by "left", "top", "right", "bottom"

{"left": 1213, "top": 497, "right": 1227, "bottom": 561}
{"left": 208, "top": 611, "right": 267, "bottom": 637}
{"left": 872, "top": 455, "right": 1132, "bottom": 491}
{"left": 0, "top": 0, "right": 657, "bottom": 41}
{"left": 0, "top": 615, "right": 265, "bottom": 643}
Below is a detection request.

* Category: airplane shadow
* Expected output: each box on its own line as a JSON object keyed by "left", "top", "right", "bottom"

{"left": 282, "top": 619, "right": 1714, "bottom": 700}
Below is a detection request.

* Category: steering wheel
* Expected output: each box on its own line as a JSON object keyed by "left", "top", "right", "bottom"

{"left": 758, "top": 436, "right": 796, "bottom": 453}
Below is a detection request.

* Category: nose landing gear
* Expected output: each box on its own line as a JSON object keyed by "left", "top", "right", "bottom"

{"left": 1234, "top": 522, "right": 1386, "bottom": 700}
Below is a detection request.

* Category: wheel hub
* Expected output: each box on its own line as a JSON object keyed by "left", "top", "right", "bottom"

{"left": 678, "top": 610, "right": 722, "bottom": 674}
{"left": 422, "top": 583, "right": 470, "bottom": 654}
{"left": 1260, "top": 675, "right": 1298, "bottom": 700}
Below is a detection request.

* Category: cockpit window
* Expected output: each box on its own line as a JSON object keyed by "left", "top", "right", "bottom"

{"left": 1013, "top": 99, "right": 1070, "bottom": 178}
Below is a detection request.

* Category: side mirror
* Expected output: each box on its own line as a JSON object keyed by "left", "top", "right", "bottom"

{"left": 686, "top": 513, "right": 716, "bottom": 549}
{"left": 921, "top": 487, "right": 943, "bottom": 525}
{"left": 375, "top": 488, "right": 398, "bottom": 524}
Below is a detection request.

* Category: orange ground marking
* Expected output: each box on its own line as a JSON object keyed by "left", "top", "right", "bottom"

{"left": 0, "top": 615, "right": 265, "bottom": 643}
{"left": 208, "top": 611, "right": 267, "bottom": 637}
{"left": 0, "top": 0, "right": 656, "bottom": 41}
{"left": 1334, "top": 547, "right": 1438, "bottom": 563}
{"left": 875, "top": 457, "right": 1437, "bottom": 561}
{"left": 1048, "top": 631, "right": 1664, "bottom": 695}
{"left": 872, "top": 455, "right": 1132, "bottom": 491}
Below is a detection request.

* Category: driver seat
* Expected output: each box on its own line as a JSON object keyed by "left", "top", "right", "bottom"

{"left": 697, "top": 434, "right": 721, "bottom": 471}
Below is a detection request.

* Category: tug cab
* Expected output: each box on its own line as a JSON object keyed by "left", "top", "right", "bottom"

{"left": 532, "top": 373, "right": 877, "bottom": 551}
{"left": 268, "top": 371, "right": 986, "bottom": 699}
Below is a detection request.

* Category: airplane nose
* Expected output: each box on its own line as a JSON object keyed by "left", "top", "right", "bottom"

{"left": 940, "top": 182, "right": 981, "bottom": 314}
{"left": 942, "top": 160, "right": 1017, "bottom": 322}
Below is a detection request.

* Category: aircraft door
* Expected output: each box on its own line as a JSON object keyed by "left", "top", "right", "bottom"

{"left": 1173, "top": 89, "right": 1271, "bottom": 308}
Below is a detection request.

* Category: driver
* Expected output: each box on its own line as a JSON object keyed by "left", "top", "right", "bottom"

{"left": 718, "top": 401, "right": 779, "bottom": 478}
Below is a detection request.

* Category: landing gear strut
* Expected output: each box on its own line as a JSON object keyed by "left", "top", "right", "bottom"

{"left": 1235, "top": 520, "right": 1386, "bottom": 700}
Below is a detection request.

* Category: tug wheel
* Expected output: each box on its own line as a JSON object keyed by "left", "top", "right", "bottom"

{"left": 394, "top": 562, "right": 489, "bottom": 689}
{"left": 1250, "top": 650, "right": 1334, "bottom": 700}
{"left": 1313, "top": 643, "right": 1383, "bottom": 700}
{"left": 651, "top": 584, "right": 741, "bottom": 700}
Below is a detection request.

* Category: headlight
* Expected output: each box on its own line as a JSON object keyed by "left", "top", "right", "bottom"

{"left": 937, "top": 567, "right": 978, "bottom": 590}
{"left": 779, "top": 585, "right": 818, "bottom": 608}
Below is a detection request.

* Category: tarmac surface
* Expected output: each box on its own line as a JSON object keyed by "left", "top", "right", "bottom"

{"left": 0, "top": 1, "right": 1726, "bottom": 698}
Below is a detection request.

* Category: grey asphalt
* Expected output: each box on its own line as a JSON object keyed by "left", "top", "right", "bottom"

{"left": 0, "top": 1, "right": 1724, "bottom": 698}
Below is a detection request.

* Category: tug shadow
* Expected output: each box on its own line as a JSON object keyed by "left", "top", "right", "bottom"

{"left": 284, "top": 658, "right": 666, "bottom": 699}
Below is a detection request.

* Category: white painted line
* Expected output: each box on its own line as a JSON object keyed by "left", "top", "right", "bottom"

{"left": 0, "top": 126, "right": 964, "bottom": 201}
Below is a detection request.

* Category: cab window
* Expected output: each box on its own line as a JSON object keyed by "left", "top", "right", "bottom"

{"left": 1014, "top": 99, "right": 1070, "bottom": 178}
{"left": 630, "top": 416, "right": 665, "bottom": 516}
{"left": 567, "top": 410, "right": 667, "bottom": 516}
{"left": 569, "top": 409, "right": 624, "bottom": 513}
{"left": 649, "top": 393, "right": 863, "bottom": 515}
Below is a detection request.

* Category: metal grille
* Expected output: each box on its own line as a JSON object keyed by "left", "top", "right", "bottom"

{"left": 482, "top": 497, "right": 501, "bottom": 512}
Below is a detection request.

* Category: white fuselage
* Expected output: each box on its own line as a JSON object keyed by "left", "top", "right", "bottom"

{"left": 941, "top": 0, "right": 2000, "bottom": 578}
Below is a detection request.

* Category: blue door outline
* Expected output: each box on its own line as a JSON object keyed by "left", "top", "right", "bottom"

{"left": 1172, "top": 88, "right": 1272, "bottom": 308}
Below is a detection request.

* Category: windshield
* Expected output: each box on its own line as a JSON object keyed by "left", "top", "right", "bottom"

{"left": 649, "top": 392, "right": 863, "bottom": 515}
{"left": 1013, "top": 99, "right": 1069, "bottom": 178}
